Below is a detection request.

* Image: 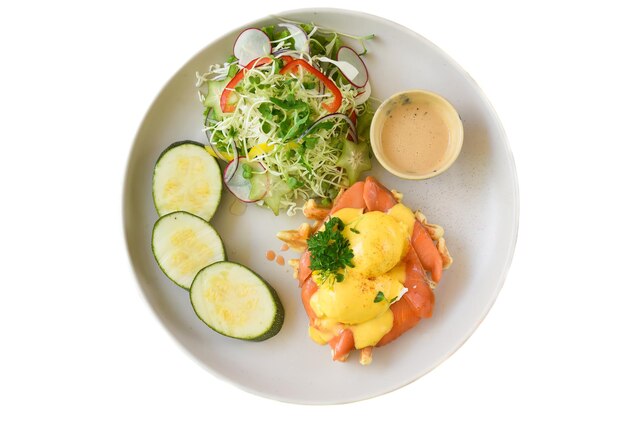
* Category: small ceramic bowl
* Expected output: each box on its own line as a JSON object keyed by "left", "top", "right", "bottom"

{"left": 370, "top": 89, "right": 464, "bottom": 180}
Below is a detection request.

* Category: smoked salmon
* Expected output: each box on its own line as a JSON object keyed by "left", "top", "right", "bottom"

{"left": 292, "top": 176, "right": 450, "bottom": 363}
{"left": 301, "top": 277, "right": 318, "bottom": 323}
{"left": 329, "top": 329, "right": 355, "bottom": 361}
{"left": 331, "top": 181, "right": 365, "bottom": 213}
{"left": 377, "top": 246, "right": 434, "bottom": 347}
{"left": 403, "top": 245, "right": 434, "bottom": 318}
{"left": 298, "top": 249, "right": 312, "bottom": 286}
{"left": 363, "top": 176, "right": 397, "bottom": 212}
{"left": 411, "top": 219, "right": 443, "bottom": 283}
{"left": 376, "top": 295, "right": 421, "bottom": 347}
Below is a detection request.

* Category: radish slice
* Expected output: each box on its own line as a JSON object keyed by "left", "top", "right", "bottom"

{"left": 224, "top": 158, "right": 269, "bottom": 203}
{"left": 274, "top": 49, "right": 309, "bottom": 63}
{"left": 223, "top": 155, "right": 238, "bottom": 183}
{"left": 354, "top": 81, "right": 371, "bottom": 106}
{"left": 316, "top": 56, "right": 360, "bottom": 81}
{"left": 233, "top": 28, "right": 271, "bottom": 66}
{"left": 299, "top": 113, "right": 356, "bottom": 143}
{"left": 276, "top": 23, "right": 309, "bottom": 53}
{"left": 227, "top": 139, "right": 239, "bottom": 168}
{"left": 271, "top": 47, "right": 290, "bottom": 57}
{"left": 336, "top": 46, "right": 369, "bottom": 88}
{"left": 348, "top": 110, "right": 358, "bottom": 142}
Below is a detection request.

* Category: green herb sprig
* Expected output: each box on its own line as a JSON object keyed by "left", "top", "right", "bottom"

{"left": 307, "top": 217, "right": 354, "bottom": 286}
{"left": 374, "top": 291, "right": 399, "bottom": 304}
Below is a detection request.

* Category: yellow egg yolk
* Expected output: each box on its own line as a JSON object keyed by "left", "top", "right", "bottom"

{"left": 307, "top": 205, "right": 416, "bottom": 350}
{"left": 342, "top": 210, "right": 408, "bottom": 278}
{"left": 310, "top": 267, "right": 405, "bottom": 325}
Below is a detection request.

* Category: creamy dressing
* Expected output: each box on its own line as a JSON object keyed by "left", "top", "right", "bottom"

{"left": 381, "top": 97, "right": 451, "bottom": 174}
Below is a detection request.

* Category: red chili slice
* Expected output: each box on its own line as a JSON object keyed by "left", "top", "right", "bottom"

{"left": 220, "top": 57, "right": 273, "bottom": 113}
{"left": 279, "top": 59, "right": 343, "bottom": 113}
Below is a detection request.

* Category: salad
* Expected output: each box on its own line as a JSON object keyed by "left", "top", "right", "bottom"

{"left": 196, "top": 19, "right": 375, "bottom": 215}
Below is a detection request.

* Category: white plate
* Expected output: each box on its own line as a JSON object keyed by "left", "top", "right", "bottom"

{"left": 123, "top": 8, "right": 519, "bottom": 404}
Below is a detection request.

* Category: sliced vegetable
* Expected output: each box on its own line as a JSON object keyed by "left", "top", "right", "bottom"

{"left": 316, "top": 56, "right": 360, "bottom": 82}
{"left": 152, "top": 141, "right": 222, "bottom": 221}
{"left": 196, "top": 21, "right": 376, "bottom": 215}
{"left": 204, "top": 112, "right": 234, "bottom": 162}
{"left": 248, "top": 142, "right": 274, "bottom": 158}
{"left": 203, "top": 79, "right": 229, "bottom": 119}
{"left": 222, "top": 156, "right": 237, "bottom": 185}
{"left": 354, "top": 81, "right": 371, "bottom": 106}
{"left": 263, "top": 175, "right": 291, "bottom": 215}
{"left": 276, "top": 23, "right": 309, "bottom": 53}
{"left": 190, "top": 261, "right": 285, "bottom": 341}
{"left": 249, "top": 173, "right": 268, "bottom": 201}
{"left": 280, "top": 59, "right": 343, "bottom": 113}
{"left": 152, "top": 211, "right": 225, "bottom": 289}
{"left": 336, "top": 139, "right": 372, "bottom": 184}
{"left": 233, "top": 28, "right": 272, "bottom": 66}
{"left": 271, "top": 49, "right": 299, "bottom": 61}
{"left": 223, "top": 157, "right": 269, "bottom": 202}
{"left": 336, "top": 46, "right": 369, "bottom": 88}
{"left": 348, "top": 110, "right": 358, "bottom": 141}
{"left": 204, "top": 142, "right": 234, "bottom": 162}
{"left": 220, "top": 57, "right": 273, "bottom": 113}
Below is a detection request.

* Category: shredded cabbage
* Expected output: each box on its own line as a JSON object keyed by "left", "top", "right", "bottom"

{"left": 197, "top": 22, "right": 374, "bottom": 215}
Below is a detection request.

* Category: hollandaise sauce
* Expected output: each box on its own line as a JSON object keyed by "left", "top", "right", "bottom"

{"left": 296, "top": 177, "right": 451, "bottom": 364}
{"left": 307, "top": 205, "right": 416, "bottom": 350}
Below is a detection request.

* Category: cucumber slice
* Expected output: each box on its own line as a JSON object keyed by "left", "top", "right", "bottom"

{"left": 153, "top": 141, "right": 222, "bottom": 221}
{"left": 203, "top": 79, "right": 229, "bottom": 120}
{"left": 190, "top": 262, "right": 284, "bottom": 341}
{"left": 152, "top": 211, "right": 225, "bottom": 289}
{"left": 249, "top": 172, "right": 268, "bottom": 201}
{"left": 263, "top": 175, "right": 291, "bottom": 215}
{"left": 336, "top": 139, "right": 372, "bottom": 185}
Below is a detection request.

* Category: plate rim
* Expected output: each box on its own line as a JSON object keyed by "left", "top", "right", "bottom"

{"left": 122, "top": 6, "right": 520, "bottom": 405}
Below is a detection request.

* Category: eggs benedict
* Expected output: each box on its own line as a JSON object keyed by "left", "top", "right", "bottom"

{"left": 282, "top": 177, "right": 453, "bottom": 364}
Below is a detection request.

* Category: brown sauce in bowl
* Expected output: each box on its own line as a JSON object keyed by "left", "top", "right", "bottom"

{"left": 381, "top": 97, "right": 451, "bottom": 174}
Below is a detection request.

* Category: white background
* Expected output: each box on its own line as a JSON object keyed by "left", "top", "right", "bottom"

{"left": 1, "top": 0, "right": 625, "bottom": 419}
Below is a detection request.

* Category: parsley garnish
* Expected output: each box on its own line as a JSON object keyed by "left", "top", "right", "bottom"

{"left": 307, "top": 217, "right": 354, "bottom": 285}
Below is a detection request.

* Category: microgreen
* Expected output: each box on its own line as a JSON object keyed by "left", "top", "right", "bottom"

{"left": 197, "top": 21, "right": 375, "bottom": 214}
